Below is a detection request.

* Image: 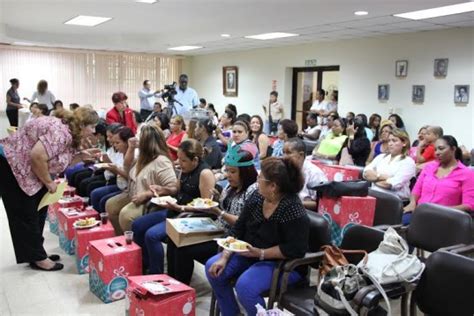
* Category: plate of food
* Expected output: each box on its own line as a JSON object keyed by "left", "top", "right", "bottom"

{"left": 73, "top": 217, "right": 99, "bottom": 229}
{"left": 216, "top": 237, "right": 251, "bottom": 253}
{"left": 187, "top": 198, "right": 218, "bottom": 209}
{"left": 150, "top": 196, "right": 177, "bottom": 206}
{"left": 94, "top": 163, "right": 110, "bottom": 169}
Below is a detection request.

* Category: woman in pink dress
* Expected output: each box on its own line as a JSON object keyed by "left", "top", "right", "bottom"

{"left": 166, "top": 115, "right": 187, "bottom": 161}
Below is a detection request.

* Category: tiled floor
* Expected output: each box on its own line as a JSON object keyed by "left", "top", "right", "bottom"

{"left": 0, "top": 202, "right": 212, "bottom": 316}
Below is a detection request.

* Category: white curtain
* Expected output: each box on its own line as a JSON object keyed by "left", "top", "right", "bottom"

{"left": 0, "top": 45, "right": 182, "bottom": 111}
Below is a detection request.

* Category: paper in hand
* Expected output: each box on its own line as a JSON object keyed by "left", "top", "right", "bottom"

{"left": 37, "top": 181, "right": 67, "bottom": 211}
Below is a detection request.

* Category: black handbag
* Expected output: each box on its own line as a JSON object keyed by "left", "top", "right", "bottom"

{"left": 308, "top": 180, "right": 370, "bottom": 198}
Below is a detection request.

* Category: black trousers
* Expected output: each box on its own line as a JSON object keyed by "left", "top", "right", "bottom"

{"left": 70, "top": 168, "right": 93, "bottom": 188}
{"left": 6, "top": 109, "right": 19, "bottom": 127}
{"left": 0, "top": 156, "right": 48, "bottom": 263}
{"left": 140, "top": 109, "right": 152, "bottom": 122}
{"left": 77, "top": 174, "right": 105, "bottom": 197}
{"left": 166, "top": 239, "right": 219, "bottom": 285}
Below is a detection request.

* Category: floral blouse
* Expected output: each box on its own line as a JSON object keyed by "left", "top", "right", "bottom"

{"left": 0, "top": 116, "right": 74, "bottom": 196}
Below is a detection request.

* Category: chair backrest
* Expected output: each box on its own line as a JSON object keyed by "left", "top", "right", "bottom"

{"left": 369, "top": 188, "right": 403, "bottom": 226}
{"left": 340, "top": 225, "right": 385, "bottom": 263}
{"left": 303, "top": 139, "right": 319, "bottom": 156}
{"left": 306, "top": 210, "right": 331, "bottom": 252}
{"left": 414, "top": 250, "right": 474, "bottom": 315}
{"left": 407, "top": 203, "right": 472, "bottom": 252}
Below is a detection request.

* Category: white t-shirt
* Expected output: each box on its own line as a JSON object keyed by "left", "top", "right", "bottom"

{"left": 104, "top": 148, "right": 124, "bottom": 181}
{"left": 299, "top": 159, "right": 328, "bottom": 201}
{"left": 364, "top": 154, "right": 416, "bottom": 199}
{"left": 31, "top": 91, "right": 55, "bottom": 110}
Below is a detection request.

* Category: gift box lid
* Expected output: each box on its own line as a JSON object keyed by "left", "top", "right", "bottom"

{"left": 75, "top": 222, "right": 114, "bottom": 236}
{"left": 166, "top": 218, "right": 223, "bottom": 234}
{"left": 58, "top": 207, "right": 97, "bottom": 219}
{"left": 89, "top": 236, "right": 140, "bottom": 256}
{"left": 128, "top": 274, "right": 194, "bottom": 297}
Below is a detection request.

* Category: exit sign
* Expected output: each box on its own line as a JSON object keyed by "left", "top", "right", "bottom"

{"left": 305, "top": 59, "right": 317, "bottom": 67}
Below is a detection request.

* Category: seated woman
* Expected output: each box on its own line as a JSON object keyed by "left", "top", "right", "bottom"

{"left": 216, "top": 109, "right": 236, "bottom": 151}
{"left": 301, "top": 112, "right": 322, "bottom": 141}
{"left": 363, "top": 129, "right": 416, "bottom": 200}
{"left": 312, "top": 117, "right": 348, "bottom": 164}
{"left": 106, "top": 125, "right": 177, "bottom": 235}
{"left": 250, "top": 115, "right": 271, "bottom": 159}
{"left": 25, "top": 102, "right": 48, "bottom": 124}
{"left": 167, "top": 115, "right": 187, "bottom": 161}
{"left": 131, "top": 139, "right": 215, "bottom": 274}
{"left": 147, "top": 112, "right": 170, "bottom": 139}
{"left": 403, "top": 135, "right": 474, "bottom": 225}
{"left": 271, "top": 119, "right": 298, "bottom": 157}
{"left": 229, "top": 120, "right": 260, "bottom": 169}
{"left": 369, "top": 113, "right": 382, "bottom": 142}
{"left": 90, "top": 127, "right": 134, "bottom": 213}
{"left": 195, "top": 118, "right": 223, "bottom": 169}
{"left": 367, "top": 120, "right": 393, "bottom": 163}
{"left": 167, "top": 147, "right": 258, "bottom": 284}
{"left": 409, "top": 125, "right": 428, "bottom": 161}
{"left": 388, "top": 113, "right": 406, "bottom": 131}
{"left": 342, "top": 117, "right": 371, "bottom": 166}
{"left": 206, "top": 156, "right": 309, "bottom": 316}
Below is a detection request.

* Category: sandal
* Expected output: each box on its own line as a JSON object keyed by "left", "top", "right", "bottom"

{"left": 30, "top": 262, "right": 64, "bottom": 271}
{"left": 48, "top": 254, "right": 61, "bottom": 261}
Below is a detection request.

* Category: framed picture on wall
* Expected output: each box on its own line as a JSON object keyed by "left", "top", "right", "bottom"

{"left": 412, "top": 85, "right": 425, "bottom": 103}
{"left": 223, "top": 66, "right": 238, "bottom": 97}
{"left": 454, "top": 85, "right": 469, "bottom": 103}
{"left": 434, "top": 58, "right": 448, "bottom": 77}
{"left": 378, "top": 84, "right": 389, "bottom": 101}
{"left": 395, "top": 60, "right": 408, "bottom": 77}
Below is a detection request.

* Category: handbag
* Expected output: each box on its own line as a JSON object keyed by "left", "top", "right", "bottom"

{"left": 358, "top": 227, "right": 425, "bottom": 285}
{"left": 319, "top": 245, "right": 368, "bottom": 276}
{"left": 309, "top": 180, "right": 370, "bottom": 198}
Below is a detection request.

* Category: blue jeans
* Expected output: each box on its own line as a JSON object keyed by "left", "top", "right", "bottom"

{"left": 90, "top": 185, "right": 120, "bottom": 213}
{"left": 65, "top": 163, "right": 86, "bottom": 184}
{"left": 131, "top": 210, "right": 168, "bottom": 274}
{"left": 402, "top": 212, "right": 412, "bottom": 226}
{"left": 205, "top": 253, "right": 302, "bottom": 316}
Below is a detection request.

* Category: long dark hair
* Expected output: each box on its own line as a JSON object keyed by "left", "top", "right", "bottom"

{"left": 353, "top": 117, "right": 367, "bottom": 139}
{"left": 389, "top": 114, "right": 405, "bottom": 129}
{"left": 440, "top": 135, "right": 463, "bottom": 161}
{"left": 250, "top": 115, "right": 264, "bottom": 143}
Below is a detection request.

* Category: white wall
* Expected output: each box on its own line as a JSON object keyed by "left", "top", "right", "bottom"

{"left": 187, "top": 27, "right": 474, "bottom": 148}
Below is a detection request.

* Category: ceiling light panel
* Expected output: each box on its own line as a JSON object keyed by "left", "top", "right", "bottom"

{"left": 394, "top": 2, "right": 474, "bottom": 20}
{"left": 244, "top": 32, "right": 299, "bottom": 40}
{"left": 64, "top": 15, "right": 112, "bottom": 27}
{"left": 168, "top": 46, "right": 203, "bottom": 51}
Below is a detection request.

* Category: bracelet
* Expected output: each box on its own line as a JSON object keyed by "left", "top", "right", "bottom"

{"left": 218, "top": 210, "right": 225, "bottom": 220}
{"left": 259, "top": 249, "right": 265, "bottom": 261}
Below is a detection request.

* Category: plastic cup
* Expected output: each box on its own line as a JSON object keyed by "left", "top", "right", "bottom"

{"left": 100, "top": 213, "right": 108, "bottom": 225}
{"left": 124, "top": 231, "right": 134, "bottom": 245}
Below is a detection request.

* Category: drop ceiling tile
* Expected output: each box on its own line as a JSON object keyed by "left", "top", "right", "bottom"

{"left": 446, "top": 20, "right": 474, "bottom": 27}
{"left": 340, "top": 15, "right": 406, "bottom": 28}
{"left": 425, "top": 13, "right": 474, "bottom": 24}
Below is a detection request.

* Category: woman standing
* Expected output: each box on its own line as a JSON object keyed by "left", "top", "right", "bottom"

{"left": 250, "top": 115, "right": 271, "bottom": 160}
{"left": 6, "top": 78, "right": 23, "bottom": 127}
{"left": 0, "top": 108, "right": 100, "bottom": 271}
{"left": 24, "top": 80, "right": 56, "bottom": 112}
{"left": 167, "top": 115, "right": 187, "bottom": 161}
{"left": 206, "top": 156, "right": 309, "bottom": 316}
{"left": 167, "top": 148, "right": 258, "bottom": 284}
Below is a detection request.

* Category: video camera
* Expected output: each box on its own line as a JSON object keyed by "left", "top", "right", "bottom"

{"left": 161, "top": 82, "right": 178, "bottom": 103}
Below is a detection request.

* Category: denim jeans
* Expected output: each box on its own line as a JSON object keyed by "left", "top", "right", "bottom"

{"left": 90, "top": 185, "right": 120, "bottom": 213}
{"left": 205, "top": 253, "right": 302, "bottom": 316}
{"left": 131, "top": 210, "right": 168, "bottom": 274}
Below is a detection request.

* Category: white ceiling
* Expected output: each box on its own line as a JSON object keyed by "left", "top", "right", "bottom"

{"left": 0, "top": 0, "right": 473, "bottom": 55}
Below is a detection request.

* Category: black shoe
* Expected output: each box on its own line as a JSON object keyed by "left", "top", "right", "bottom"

{"left": 30, "top": 262, "right": 64, "bottom": 271}
{"left": 48, "top": 254, "right": 61, "bottom": 261}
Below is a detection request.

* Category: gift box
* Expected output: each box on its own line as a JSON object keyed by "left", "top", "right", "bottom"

{"left": 89, "top": 236, "right": 142, "bottom": 303}
{"left": 311, "top": 161, "right": 361, "bottom": 182}
{"left": 166, "top": 218, "right": 224, "bottom": 248}
{"left": 64, "top": 185, "right": 76, "bottom": 197}
{"left": 47, "top": 196, "right": 84, "bottom": 236}
{"left": 74, "top": 222, "right": 115, "bottom": 274}
{"left": 57, "top": 206, "right": 98, "bottom": 255}
{"left": 319, "top": 196, "right": 376, "bottom": 246}
{"left": 126, "top": 274, "right": 196, "bottom": 316}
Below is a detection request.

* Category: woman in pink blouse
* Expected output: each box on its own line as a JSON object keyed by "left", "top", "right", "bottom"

{"left": 403, "top": 135, "right": 474, "bottom": 225}
{"left": 0, "top": 108, "right": 100, "bottom": 271}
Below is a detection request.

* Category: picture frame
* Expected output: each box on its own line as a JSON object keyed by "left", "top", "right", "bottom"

{"left": 223, "top": 66, "right": 238, "bottom": 97}
{"left": 378, "top": 84, "right": 389, "bottom": 101}
{"left": 454, "top": 85, "right": 469, "bottom": 103}
{"left": 412, "top": 85, "right": 425, "bottom": 103}
{"left": 395, "top": 60, "right": 408, "bottom": 78}
{"left": 434, "top": 58, "right": 448, "bottom": 77}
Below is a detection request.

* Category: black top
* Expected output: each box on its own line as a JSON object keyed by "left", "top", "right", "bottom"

{"left": 203, "top": 136, "right": 222, "bottom": 169}
{"left": 231, "top": 191, "right": 309, "bottom": 260}
{"left": 348, "top": 137, "right": 371, "bottom": 167}
{"left": 6, "top": 88, "right": 20, "bottom": 110}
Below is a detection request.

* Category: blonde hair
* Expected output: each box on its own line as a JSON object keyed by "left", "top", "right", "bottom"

{"left": 389, "top": 128, "right": 411, "bottom": 158}
{"left": 53, "top": 108, "right": 99, "bottom": 149}
{"left": 136, "top": 125, "right": 170, "bottom": 176}
{"left": 171, "top": 115, "right": 186, "bottom": 130}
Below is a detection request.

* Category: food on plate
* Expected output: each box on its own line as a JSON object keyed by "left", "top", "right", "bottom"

{"left": 75, "top": 217, "right": 97, "bottom": 227}
{"left": 188, "top": 198, "right": 216, "bottom": 208}
{"left": 221, "top": 237, "right": 249, "bottom": 250}
{"left": 152, "top": 196, "right": 177, "bottom": 204}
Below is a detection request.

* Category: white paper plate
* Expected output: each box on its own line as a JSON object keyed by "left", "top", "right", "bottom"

{"left": 150, "top": 196, "right": 177, "bottom": 206}
{"left": 216, "top": 238, "right": 251, "bottom": 253}
{"left": 94, "top": 163, "right": 110, "bottom": 169}
{"left": 73, "top": 220, "right": 100, "bottom": 229}
{"left": 187, "top": 199, "right": 219, "bottom": 209}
